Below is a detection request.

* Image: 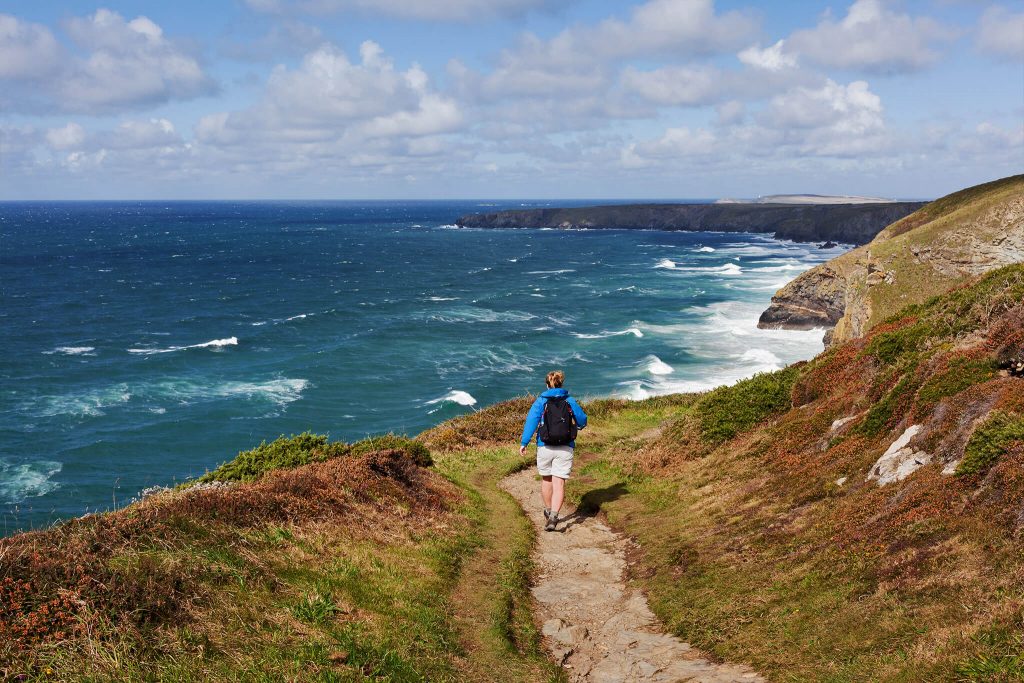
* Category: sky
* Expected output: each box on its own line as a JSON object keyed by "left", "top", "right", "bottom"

{"left": 0, "top": 0, "right": 1021, "bottom": 199}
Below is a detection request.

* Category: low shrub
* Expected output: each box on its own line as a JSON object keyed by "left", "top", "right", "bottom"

{"left": 957, "top": 411, "right": 1024, "bottom": 476}
{"left": 857, "top": 361, "right": 923, "bottom": 437}
{"left": 916, "top": 356, "right": 998, "bottom": 411}
{"left": 200, "top": 432, "right": 431, "bottom": 482}
{"left": 199, "top": 432, "right": 333, "bottom": 482}
{"left": 695, "top": 365, "right": 801, "bottom": 446}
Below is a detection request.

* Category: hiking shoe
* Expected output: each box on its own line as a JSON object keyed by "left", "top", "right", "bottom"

{"left": 545, "top": 514, "right": 557, "bottom": 532}
{"left": 543, "top": 507, "right": 551, "bottom": 523}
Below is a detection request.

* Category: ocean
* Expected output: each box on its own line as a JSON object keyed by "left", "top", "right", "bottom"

{"left": 0, "top": 200, "right": 845, "bottom": 533}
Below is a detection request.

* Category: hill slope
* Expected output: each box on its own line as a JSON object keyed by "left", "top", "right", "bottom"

{"left": 759, "top": 174, "right": 1024, "bottom": 343}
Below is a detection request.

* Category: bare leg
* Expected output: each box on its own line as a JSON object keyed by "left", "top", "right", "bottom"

{"left": 551, "top": 476, "right": 565, "bottom": 516}
{"left": 541, "top": 475, "right": 553, "bottom": 510}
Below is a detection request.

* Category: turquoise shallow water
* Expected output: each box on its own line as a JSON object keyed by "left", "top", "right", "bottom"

{"left": 0, "top": 200, "right": 847, "bottom": 533}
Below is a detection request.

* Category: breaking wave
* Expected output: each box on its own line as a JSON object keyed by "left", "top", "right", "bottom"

{"left": 128, "top": 336, "right": 238, "bottom": 355}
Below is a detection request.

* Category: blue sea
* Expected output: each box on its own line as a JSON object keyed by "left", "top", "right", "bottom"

{"left": 0, "top": 200, "right": 846, "bottom": 533}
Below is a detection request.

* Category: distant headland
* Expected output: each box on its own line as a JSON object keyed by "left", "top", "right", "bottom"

{"left": 456, "top": 201, "right": 927, "bottom": 245}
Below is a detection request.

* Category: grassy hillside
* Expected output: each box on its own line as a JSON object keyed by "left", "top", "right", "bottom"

{"left": 761, "top": 175, "right": 1023, "bottom": 345}
{"left": 561, "top": 265, "right": 1024, "bottom": 681}
{"left": 0, "top": 435, "right": 562, "bottom": 682}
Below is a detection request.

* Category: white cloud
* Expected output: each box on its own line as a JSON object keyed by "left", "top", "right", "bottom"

{"left": 0, "top": 9, "right": 216, "bottom": 114}
{"left": 194, "top": 41, "right": 463, "bottom": 175}
{"left": 976, "top": 5, "right": 1024, "bottom": 61}
{"left": 243, "top": 0, "right": 556, "bottom": 21}
{"left": 622, "top": 126, "right": 716, "bottom": 167}
{"left": 788, "top": 0, "right": 955, "bottom": 73}
{"left": 738, "top": 40, "right": 797, "bottom": 71}
{"left": 620, "top": 64, "right": 723, "bottom": 106}
{"left": 0, "top": 14, "right": 62, "bottom": 80}
{"left": 457, "top": 0, "right": 756, "bottom": 101}
{"left": 46, "top": 123, "right": 86, "bottom": 150}
{"left": 59, "top": 9, "right": 216, "bottom": 113}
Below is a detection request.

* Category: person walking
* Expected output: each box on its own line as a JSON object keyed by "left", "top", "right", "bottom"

{"left": 520, "top": 370, "right": 588, "bottom": 531}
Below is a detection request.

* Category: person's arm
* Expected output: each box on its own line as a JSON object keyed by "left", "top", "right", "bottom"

{"left": 519, "top": 398, "right": 544, "bottom": 455}
{"left": 569, "top": 397, "right": 588, "bottom": 430}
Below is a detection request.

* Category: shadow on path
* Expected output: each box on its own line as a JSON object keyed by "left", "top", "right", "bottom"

{"left": 559, "top": 482, "right": 627, "bottom": 532}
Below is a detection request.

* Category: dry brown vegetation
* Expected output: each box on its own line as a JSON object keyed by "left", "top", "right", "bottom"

{"left": 0, "top": 447, "right": 461, "bottom": 679}
{"left": 560, "top": 266, "right": 1024, "bottom": 680}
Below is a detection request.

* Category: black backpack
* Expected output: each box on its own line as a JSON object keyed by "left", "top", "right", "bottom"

{"left": 538, "top": 397, "right": 578, "bottom": 445}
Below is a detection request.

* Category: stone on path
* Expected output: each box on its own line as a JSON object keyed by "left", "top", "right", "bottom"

{"left": 501, "top": 470, "right": 765, "bottom": 683}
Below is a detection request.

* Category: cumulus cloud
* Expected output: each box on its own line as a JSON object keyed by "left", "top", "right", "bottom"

{"left": 621, "top": 126, "right": 716, "bottom": 167}
{"left": 198, "top": 42, "right": 461, "bottom": 146}
{"left": 976, "top": 5, "right": 1024, "bottom": 61}
{"left": 191, "top": 41, "right": 464, "bottom": 179}
{"left": 243, "top": 0, "right": 556, "bottom": 21}
{"left": 0, "top": 14, "right": 62, "bottom": 80}
{"left": 738, "top": 40, "right": 797, "bottom": 71}
{"left": 0, "top": 9, "right": 216, "bottom": 114}
{"left": 45, "top": 123, "right": 86, "bottom": 149}
{"left": 788, "top": 0, "right": 956, "bottom": 73}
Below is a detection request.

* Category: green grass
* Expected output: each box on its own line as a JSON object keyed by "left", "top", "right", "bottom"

{"left": 957, "top": 411, "right": 1024, "bottom": 476}
{"left": 916, "top": 357, "right": 999, "bottom": 410}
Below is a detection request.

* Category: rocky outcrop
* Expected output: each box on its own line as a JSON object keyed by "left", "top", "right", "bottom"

{"left": 757, "top": 265, "right": 847, "bottom": 330}
{"left": 759, "top": 175, "right": 1024, "bottom": 344}
{"left": 457, "top": 202, "right": 926, "bottom": 245}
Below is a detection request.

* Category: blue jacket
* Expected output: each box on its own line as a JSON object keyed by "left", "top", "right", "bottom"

{"left": 521, "top": 388, "right": 588, "bottom": 448}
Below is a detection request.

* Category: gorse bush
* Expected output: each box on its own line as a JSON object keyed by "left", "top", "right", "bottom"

{"left": 916, "top": 356, "right": 998, "bottom": 410}
{"left": 696, "top": 365, "right": 801, "bottom": 446}
{"left": 200, "top": 432, "right": 432, "bottom": 482}
{"left": 957, "top": 411, "right": 1024, "bottom": 476}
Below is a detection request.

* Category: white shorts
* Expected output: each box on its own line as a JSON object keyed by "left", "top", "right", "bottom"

{"left": 537, "top": 444, "right": 574, "bottom": 479}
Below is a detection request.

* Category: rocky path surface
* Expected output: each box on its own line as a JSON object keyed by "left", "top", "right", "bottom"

{"left": 501, "top": 469, "right": 765, "bottom": 683}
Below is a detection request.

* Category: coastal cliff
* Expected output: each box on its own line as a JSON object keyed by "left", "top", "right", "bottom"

{"left": 759, "top": 174, "right": 1024, "bottom": 343}
{"left": 456, "top": 201, "right": 926, "bottom": 245}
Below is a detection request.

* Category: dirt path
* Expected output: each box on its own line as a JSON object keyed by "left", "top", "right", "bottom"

{"left": 501, "top": 469, "right": 765, "bottom": 683}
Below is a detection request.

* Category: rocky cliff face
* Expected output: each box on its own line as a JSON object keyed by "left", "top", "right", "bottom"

{"left": 759, "top": 175, "right": 1024, "bottom": 344}
{"left": 457, "top": 202, "right": 926, "bottom": 245}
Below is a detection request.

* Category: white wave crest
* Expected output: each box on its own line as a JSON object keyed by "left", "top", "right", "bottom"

{"left": 642, "top": 355, "right": 674, "bottom": 375}
{"left": 425, "top": 390, "right": 478, "bottom": 413}
{"left": 526, "top": 269, "right": 576, "bottom": 274}
{"left": 739, "top": 348, "right": 783, "bottom": 371}
{"left": 695, "top": 246, "right": 716, "bottom": 252}
{"left": 44, "top": 346, "right": 96, "bottom": 356}
{"left": 654, "top": 258, "right": 677, "bottom": 269}
{"left": 128, "top": 336, "right": 238, "bottom": 355}
{"left": 572, "top": 327, "right": 644, "bottom": 339}
{"left": 0, "top": 458, "right": 62, "bottom": 504}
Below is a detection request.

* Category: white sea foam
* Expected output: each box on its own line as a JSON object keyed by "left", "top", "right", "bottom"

{"left": 642, "top": 355, "right": 674, "bottom": 375}
{"left": 153, "top": 378, "right": 310, "bottom": 407}
{"left": 425, "top": 306, "right": 535, "bottom": 324}
{"left": 37, "top": 383, "right": 132, "bottom": 417}
{"left": 572, "top": 327, "right": 644, "bottom": 339}
{"left": 695, "top": 246, "right": 716, "bottom": 252}
{"left": 0, "top": 458, "right": 62, "bottom": 504}
{"left": 526, "top": 269, "right": 576, "bottom": 274}
{"left": 128, "top": 336, "right": 238, "bottom": 355}
{"left": 654, "top": 258, "right": 677, "bottom": 269}
{"left": 44, "top": 346, "right": 96, "bottom": 356}
{"left": 425, "top": 296, "right": 459, "bottom": 301}
{"left": 37, "top": 378, "right": 309, "bottom": 418}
